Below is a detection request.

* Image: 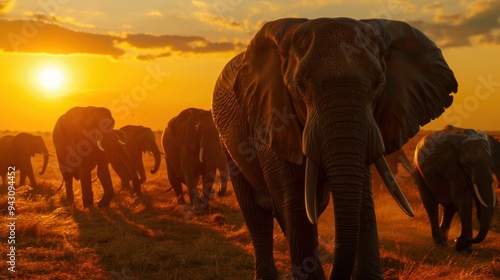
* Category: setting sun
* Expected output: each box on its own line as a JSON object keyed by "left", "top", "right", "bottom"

{"left": 38, "top": 66, "right": 64, "bottom": 92}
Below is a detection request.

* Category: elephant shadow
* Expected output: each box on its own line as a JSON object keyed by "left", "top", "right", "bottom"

{"left": 70, "top": 191, "right": 253, "bottom": 279}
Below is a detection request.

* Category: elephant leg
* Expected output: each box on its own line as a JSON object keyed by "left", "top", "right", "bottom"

{"left": 186, "top": 175, "right": 204, "bottom": 210}
{"left": 97, "top": 164, "right": 114, "bottom": 208}
{"left": 80, "top": 170, "right": 94, "bottom": 208}
{"left": 166, "top": 161, "right": 186, "bottom": 205}
{"left": 25, "top": 163, "right": 38, "bottom": 188}
{"left": 63, "top": 173, "right": 75, "bottom": 205}
{"left": 217, "top": 159, "right": 228, "bottom": 197}
{"left": 19, "top": 171, "right": 27, "bottom": 186}
{"left": 353, "top": 167, "right": 383, "bottom": 279}
{"left": 112, "top": 159, "right": 131, "bottom": 191}
{"left": 229, "top": 155, "right": 278, "bottom": 279}
{"left": 414, "top": 171, "right": 447, "bottom": 245}
{"left": 440, "top": 205, "right": 455, "bottom": 242}
{"left": 258, "top": 151, "right": 325, "bottom": 279}
{"left": 453, "top": 185, "right": 473, "bottom": 252}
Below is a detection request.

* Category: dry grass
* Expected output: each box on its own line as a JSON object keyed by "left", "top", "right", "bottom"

{"left": 1, "top": 131, "right": 500, "bottom": 279}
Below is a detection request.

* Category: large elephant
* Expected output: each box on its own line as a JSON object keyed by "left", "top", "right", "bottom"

{"left": 211, "top": 18, "right": 457, "bottom": 279}
{"left": 371, "top": 148, "right": 415, "bottom": 192}
{"left": 162, "top": 108, "right": 227, "bottom": 210}
{"left": 114, "top": 125, "right": 162, "bottom": 191}
{"left": 0, "top": 133, "right": 49, "bottom": 188}
{"left": 413, "top": 126, "right": 496, "bottom": 251}
{"left": 53, "top": 106, "right": 141, "bottom": 208}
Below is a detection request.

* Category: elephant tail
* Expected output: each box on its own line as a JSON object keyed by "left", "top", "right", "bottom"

{"left": 56, "top": 179, "right": 64, "bottom": 191}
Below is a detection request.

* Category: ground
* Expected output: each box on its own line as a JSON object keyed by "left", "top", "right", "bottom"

{"left": 0, "top": 131, "right": 499, "bottom": 279}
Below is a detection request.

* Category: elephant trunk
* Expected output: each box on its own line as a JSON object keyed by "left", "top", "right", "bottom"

{"left": 150, "top": 144, "right": 162, "bottom": 174}
{"left": 469, "top": 163, "right": 496, "bottom": 246}
{"left": 303, "top": 97, "right": 369, "bottom": 278}
{"left": 40, "top": 151, "right": 49, "bottom": 175}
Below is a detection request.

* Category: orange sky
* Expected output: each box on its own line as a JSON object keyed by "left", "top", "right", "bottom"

{"left": 1, "top": 0, "right": 500, "bottom": 132}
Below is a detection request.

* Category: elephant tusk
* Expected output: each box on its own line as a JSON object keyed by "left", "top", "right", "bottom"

{"left": 118, "top": 139, "right": 127, "bottom": 146}
{"left": 199, "top": 147, "right": 204, "bottom": 163}
{"left": 374, "top": 156, "right": 414, "bottom": 217}
{"left": 473, "top": 183, "right": 488, "bottom": 208}
{"left": 147, "top": 151, "right": 154, "bottom": 157}
{"left": 97, "top": 139, "right": 105, "bottom": 152}
{"left": 305, "top": 158, "right": 318, "bottom": 225}
{"left": 400, "top": 158, "right": 415, "bottom": 175}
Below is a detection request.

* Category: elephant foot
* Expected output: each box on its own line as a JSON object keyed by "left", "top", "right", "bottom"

{"left": 217, "top": 187, "right": 227, "bottom": 197}
{"left": 455, "top": 237, "right": 472, "bottom": 252}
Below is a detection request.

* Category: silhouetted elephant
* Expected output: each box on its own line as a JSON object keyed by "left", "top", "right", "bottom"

{"left": 371, "top": 148, "right": 415, "bottom": 192}
{"left": 53, "top": 106, "right": 141, "bottom": 208}
{"left": 414, "top": 126, "right": 496, "bottom": 251}
{"left": 0, "top": 133, "right": 49, "bottom": 189}
{"left": 113, "top": 125, "right": 162, "bottom": 191}
{"left": 212, "top": 17, "right": 457, "bottom": 279}
{"left": 162, "top": 108, "right": 227, "bottom": 210}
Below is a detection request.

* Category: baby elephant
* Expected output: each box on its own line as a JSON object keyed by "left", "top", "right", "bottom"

{"left": 413, "top": 125, "right": 496, "bottom": 251}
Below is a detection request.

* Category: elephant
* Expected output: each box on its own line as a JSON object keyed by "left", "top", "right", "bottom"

{"left": 211, "top": 17, "right": 457, "bottom": 279}
{"left": 413, "top": 125, "right": 497, "bottom": 252}
{"left": 0, "top": 133, "right": 49, "bottom": 189}
{"left": 113, "top": 125, "right": 162, "bottom": 191}
{"left": 371, "top": 148, "right": 415, "bottom": 192}
{"left": 53, "top": 106, "right": 141, "bottom": 208}
{"left": 162, "top": 108, "right": 228, "bottom": 210}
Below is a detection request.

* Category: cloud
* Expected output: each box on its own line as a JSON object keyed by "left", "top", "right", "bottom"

{"left": 147, "top": 10, "right": 163, "bottom": 17}
{"left": 25, "top": 12, "right": 96, "bottom": 29}
{"left": 410, "top": 0, "right": 500, "bottom": 48}
{"left": 0, "top": 0, "right": 14, "bottom": 14}
{"left": 0, "top": 19, "right": 244, "bottom": 59}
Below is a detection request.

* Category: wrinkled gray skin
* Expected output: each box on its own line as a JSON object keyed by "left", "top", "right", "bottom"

{"left": 162, "top": 108, "right": 228, "bottom": 210}
{"left": 372, "top": 148, "right": 415, "bottom": 192}
{"left": 53, "top": 106, "right": 141, "bottom": 208}
{"left": 413, "top": 125, "right": 496, "bottom": 252}
{"left": 212, "top": 17, "right": 457, "bottom": 279}
{"left": 114, "top": 125, "right": 162, "bottom": 191}
{"left": 0, "top": 133, "right": 49, "bottom": 189}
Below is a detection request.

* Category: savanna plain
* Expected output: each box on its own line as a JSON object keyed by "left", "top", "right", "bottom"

{"left": 1, "top": 131, "right": 499, "bottom": 280}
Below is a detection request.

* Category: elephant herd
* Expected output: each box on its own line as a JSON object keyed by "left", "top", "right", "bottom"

{"left": 1, "top": 17, "right": 499, "bottom": 279}
{"left": 1, "top": 106, "right": 227, "bottom": 210}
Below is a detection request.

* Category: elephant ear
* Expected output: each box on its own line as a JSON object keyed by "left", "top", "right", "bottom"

{"left": 362, "top": 19, "right": 458, "bottom": 154}
{"left": 233, "top": 18, "right": 308, "bottom": 164}
{"left": 13, "top": 133, "right": 32, "bottom": 157}
{"left": 168, "top": 108, "right": 198, "bottom": 151}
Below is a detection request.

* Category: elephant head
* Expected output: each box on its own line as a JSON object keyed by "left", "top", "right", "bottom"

{"left": 213, "top": 18, "right": 457, "bottom": 278}
{"left": 119, "top": 125, "right": 162, "bottom": 184}
{"left": 13, "top": 133, "right": 49, "bottom": 175}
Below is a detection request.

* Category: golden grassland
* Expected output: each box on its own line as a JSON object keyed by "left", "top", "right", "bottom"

{"left": 1, "top": 131, "right": 500, "bottom": 280}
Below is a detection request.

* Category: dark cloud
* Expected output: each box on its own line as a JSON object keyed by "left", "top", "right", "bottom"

{"left": 124, "top": 34, "right": 241, "bottom": 53}
{"left": 410, "top": 0, "right": 500, "bottom": 48}
{"left": 0, "top": 19, "right": 243, "bottom": 59}
{"left": 136, "top": 52, "right": 172, "bottom": 61}
{"left": 0, "top": 19, "right": 125, "bottom": 57}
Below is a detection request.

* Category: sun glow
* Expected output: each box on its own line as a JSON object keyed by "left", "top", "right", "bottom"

{"left": 38, "top": 66, "right": 64, "bottom": 90}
